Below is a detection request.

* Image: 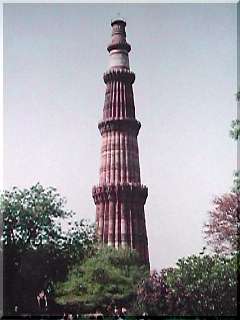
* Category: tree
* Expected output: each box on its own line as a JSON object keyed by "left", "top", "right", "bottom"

{"left": 60, "top": 219, "right": 97, "bottom": 267}
{"left": 0, "top": 183, "right": 96, "bottom": 314}
{"left": 230, "top": 116, "right": 240, "bottom": 192}
{"left": 2, "top": 183, "right": 69, "bottom": 250}
{"left": 230, "top": 119, "right": 240, "bottom": 141}
{"left": 54, "top": 247, "right": 148, "bottom": 313}
{"left": 203, "top": 193, "right": 239, "bottom": 255}
{"left": 232, "top": 170, "right": 240, "bottom": 194}
{"left": 230, "top": 91, "right": 240, "bottom": 192}
{"left": 136, "top": 253, "right": 237, "bottom": 316}
{"left": 203, "top": 91, "right": 240, "bottom": 255}
{"left": 135, "top": 269, "right": 168, "bottom": 315}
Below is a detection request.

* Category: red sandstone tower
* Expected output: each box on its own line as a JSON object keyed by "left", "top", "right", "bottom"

{"left": 92, "top": 19, "right": 149, "bottom": 266}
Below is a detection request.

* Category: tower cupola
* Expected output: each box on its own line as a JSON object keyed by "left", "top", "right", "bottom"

{"left": 107, "top": 18, "right": 131, "bottom": 70}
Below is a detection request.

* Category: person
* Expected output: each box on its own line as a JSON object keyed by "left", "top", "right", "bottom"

{"left": 141, "top": 312, "right": 148, "bottom": 319}
{"left": 114, "top": 305, "right": 119, "bottom": 314}
{"left": 121, "top": 307, "right": 127, "bottom": 318}
{"left": 36, "top": 289, "right": 48, "bottom": 313}
{"left": 114, "top": 306, "right": 125, "bottom": 320}
{"left": 62, "top": 312, "right": 68, "bottom": 320}
{"left": 106, "top": 303, "right": 113, "bottom": 316}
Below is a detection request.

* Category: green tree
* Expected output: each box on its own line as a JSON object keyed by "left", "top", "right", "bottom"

{"left": 2, "top": 183, "right": 69, "bottom": 250}
{"left": 230, "top": 119, "right": 240, "bottom": 141}
{"left": 136, "top": 253, "right": 237, "bottom": 316}
{"left": 230, "top": 91, "right": 240, "bottom": 192}
{"left": 0, "top": 183, "right": 96, "bottom": 314}
{"left": 55, "top": 247, "right": 148, "bottom": 313}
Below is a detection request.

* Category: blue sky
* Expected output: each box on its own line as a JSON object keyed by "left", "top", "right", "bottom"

{"left": 4, "top": 3, "right": 237, "bottom": 269}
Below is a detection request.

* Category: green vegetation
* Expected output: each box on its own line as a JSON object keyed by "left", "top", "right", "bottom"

{"left": 55, "top": 247, "right": 148, "bottom": 313}
{"left": 135, "top": 253, "right": 237, "bottom": 316}
{"left": 230, "top": 91, "right": 240, "bottom": 192}
{"left": 1, "top": 183, "right": 96, "bottom": 314}
{"left": 1, "top": 177, "right": 238, "bottom": 316}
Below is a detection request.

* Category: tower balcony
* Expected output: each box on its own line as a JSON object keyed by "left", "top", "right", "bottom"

{"left": 98, "top": 118, "right": 141, "bottom": 136}
{"left": 92, "top": 183, "right": 148, "bottom": 205}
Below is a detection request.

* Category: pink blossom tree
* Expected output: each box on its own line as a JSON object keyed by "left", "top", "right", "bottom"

{"left": 204, "top": 193, "right": 239, "bottom": 254}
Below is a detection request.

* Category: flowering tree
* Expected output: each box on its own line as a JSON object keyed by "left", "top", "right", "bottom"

{"left": 136, "top": 269, "right": 168, "bottom": 315}
{"left": 204, "top": 193, "right": 239, "bottom": 254}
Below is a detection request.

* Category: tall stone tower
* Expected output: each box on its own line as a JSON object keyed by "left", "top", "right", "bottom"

{"left": 92, "top": 19, "right": 149, "bottom": 266}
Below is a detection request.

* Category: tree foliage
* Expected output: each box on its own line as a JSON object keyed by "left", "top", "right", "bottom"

{"left": 230, "top": 119, "right": 240, "bottom": 141}
{"left": 230, "top": 91, "right": 240, "bottom": 192}
{"left": 2, "top": 183, "right": 69, "bottom": 250}
{"left": 203, "top": 193, "right": 239, "bottom": 255}
{"left": 55, "top": 247, "right": 148, "bottom": 313}
{"left": 1, "top": 183, "right": 96, "bottom": 314}
{"left": 136, "top": 253, "right": 237, "bottom": 316}
{"left": 232, "top": 170, "right": 240, "bottom": 193}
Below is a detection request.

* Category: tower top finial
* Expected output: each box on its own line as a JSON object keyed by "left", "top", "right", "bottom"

{"left": 111, "top": 14, "right": 126, "bottom": 26}
{"left": 107, "top": 15, "right": 131, "bottom": 69}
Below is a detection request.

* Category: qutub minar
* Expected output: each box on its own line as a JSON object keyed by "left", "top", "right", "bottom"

{"left": 92, "top": 18, "right": 149, "bottom": 266}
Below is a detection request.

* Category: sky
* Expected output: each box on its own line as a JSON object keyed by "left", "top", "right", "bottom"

{"left": 3, "top": 3, "right": 237, "bottom": 270}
